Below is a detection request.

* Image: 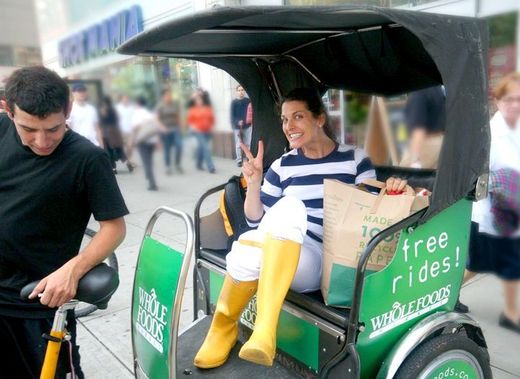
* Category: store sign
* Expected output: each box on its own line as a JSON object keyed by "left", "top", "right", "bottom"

{"left": 59, "top": 5, "right": 143, "bottom": 68}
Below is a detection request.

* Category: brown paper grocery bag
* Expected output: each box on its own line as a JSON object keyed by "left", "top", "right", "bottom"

{"left": 321, "top": 179, "right": 416, "bottom": 307}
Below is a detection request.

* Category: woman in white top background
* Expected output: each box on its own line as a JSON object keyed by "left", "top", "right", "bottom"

{"left": 462, "top": 72, "right": 520, "bottom": 334}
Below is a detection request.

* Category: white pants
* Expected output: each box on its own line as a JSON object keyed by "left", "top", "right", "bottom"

{"left": 226, "top": 197, "right": 323, "bottom": 293}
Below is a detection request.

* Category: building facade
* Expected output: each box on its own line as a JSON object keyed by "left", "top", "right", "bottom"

{"left": 34, "top": 0, "right": 519, "bottom": 158}
{"left": 0, "top": 0, "right": 42, "bottom": 94}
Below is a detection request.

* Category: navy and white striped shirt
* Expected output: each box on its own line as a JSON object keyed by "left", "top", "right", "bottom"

{"left": 247, "top": 144, "right": 376, "bottom": 242}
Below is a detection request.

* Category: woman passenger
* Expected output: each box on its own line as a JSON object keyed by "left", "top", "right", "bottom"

{"left": 194, "top": 88, "right": 407, "bottom": 368}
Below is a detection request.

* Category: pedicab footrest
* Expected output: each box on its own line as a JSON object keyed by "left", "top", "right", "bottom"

{"left": 20, "top": 263, "right": 119, "bottom": 307}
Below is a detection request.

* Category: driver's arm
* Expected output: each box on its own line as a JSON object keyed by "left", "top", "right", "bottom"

{"left": 71, "top": 217, "right": 126, "bottom": 278}
{"left": 408, "top": 127, "right": 427, "bottom": 167}
{"left": 29, "top": 217, "right": 126, "bottom": 307}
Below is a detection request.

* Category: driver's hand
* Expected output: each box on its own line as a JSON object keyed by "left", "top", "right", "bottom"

{"left": 28, "top": 263, "right": 79, "bottom": 308}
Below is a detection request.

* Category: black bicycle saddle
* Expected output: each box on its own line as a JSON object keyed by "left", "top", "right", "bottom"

{"left": 20, "top": 263, "right": 119, "bottom": 309}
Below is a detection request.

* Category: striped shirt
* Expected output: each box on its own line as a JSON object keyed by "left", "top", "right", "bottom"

{"left": 247, "top": 144, "right": 376, "bottom": 242}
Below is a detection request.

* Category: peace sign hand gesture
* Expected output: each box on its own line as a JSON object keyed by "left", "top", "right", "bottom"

{"left": 241, "top": 140, "right": 264, "bottom": 189}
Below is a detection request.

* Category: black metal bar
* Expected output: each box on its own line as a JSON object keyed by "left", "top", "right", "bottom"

{"left": 192, "top": 183, "right": 227, "bottom": 321}
{"left": 347, "top": 208, "right": 428, "bottom": 343}
{"left": 319, "top": 342, "right": 360, "bottom": 379}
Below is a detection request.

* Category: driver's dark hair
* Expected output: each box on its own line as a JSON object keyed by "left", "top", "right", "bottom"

{"left": 5, "top": 66, "right": 70, "bottom": 118}
{"left": 282, "top": 87, "right": 336, "bottom": 142}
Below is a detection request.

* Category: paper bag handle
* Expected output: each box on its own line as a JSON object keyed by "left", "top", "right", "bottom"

{"left": 361, "top": 178, "right": 386, "bottom": 189}
{"left": 370, "top": 186, "right": 387, "bottom": 214}
{"left": 359, "top": 179, "right": 387, "bottom": 214}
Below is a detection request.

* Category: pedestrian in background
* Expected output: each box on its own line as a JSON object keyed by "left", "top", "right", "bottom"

{"left": 399, "top": 85, "right": 446, "bottom": 169}
{"left": 131, "top": 97, "right": 160, "bottom": 191}
{"left": 156, "top": 87, "right": 183, "bottom": 174}
{"left": 99, "top": 96, "right": 131, "bottom": 174}
{"left": 116, "top": 94, "right": 136, "bottom": 170}
{"left": 187, "top": 91, "right": 216, "bottom": 173}
{"left": 230, "top": 84, "right": 251, "bottom": 167}
{"left": 68, "top": 82, "right": 102, "bottom": 147}
{"left": 461, "top": 72, "right": 520, "bottom": 334}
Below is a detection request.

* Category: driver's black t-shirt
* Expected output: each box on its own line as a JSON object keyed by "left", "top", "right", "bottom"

{"left": 0, "top": 113, "right": 129, "bottom": 318}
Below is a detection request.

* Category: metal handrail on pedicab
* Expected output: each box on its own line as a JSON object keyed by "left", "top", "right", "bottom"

{"left": 319, "top": 207, "right": 428, "bottom": 378}
{"left": 132, "top": 206, "right": 194, "bottom": 379}
{"left": 192, "top": 183, "right": 227, "bottom": 319}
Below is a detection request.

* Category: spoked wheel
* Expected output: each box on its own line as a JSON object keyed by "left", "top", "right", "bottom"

{"left": 74, "top": 228, "right": 119, "bottom": 318}
{"left": 394, "top": 334, "right": 492, "bottom": 379}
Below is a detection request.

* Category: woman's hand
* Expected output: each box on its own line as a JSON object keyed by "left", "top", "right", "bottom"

{"left": 386, "top": 177, "right": 408, "bottom": 194}
{"left": 241, "top": 140, "right": 264, "bottom": 188}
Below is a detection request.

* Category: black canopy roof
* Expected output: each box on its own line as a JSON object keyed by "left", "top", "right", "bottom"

{"left": 119, "top": 5, "right": 490, "bottom": 222}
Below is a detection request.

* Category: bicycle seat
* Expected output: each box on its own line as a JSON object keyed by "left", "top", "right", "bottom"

{"left": 20, "top": 263, "right": 119, "bottom": 309}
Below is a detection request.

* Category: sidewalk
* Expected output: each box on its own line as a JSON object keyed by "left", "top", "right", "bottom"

{"left": 78, "top": 155, "right": 520, "bottom": 378}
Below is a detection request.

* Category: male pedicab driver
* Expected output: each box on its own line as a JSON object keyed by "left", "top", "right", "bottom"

{"left": 0, "top": 67, "right": 129, "bottom": 378}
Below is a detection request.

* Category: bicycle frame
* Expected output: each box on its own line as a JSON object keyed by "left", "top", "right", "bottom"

{"left": 41, "top": 301, "right": 78, "bottom": 379}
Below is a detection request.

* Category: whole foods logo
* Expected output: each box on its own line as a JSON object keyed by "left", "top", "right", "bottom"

{"left": 240, "top": 296, "right": 257, "bottom": 329}
{"left": 369, "top": 285, "right": 451, "bottom": 339}
{"left": 135, "top": 287, "right": 169, "bottom": 353}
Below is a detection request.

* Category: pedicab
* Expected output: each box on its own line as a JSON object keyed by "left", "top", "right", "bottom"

{"left": 119, "top": 5, "right": 492, "bottom": 379}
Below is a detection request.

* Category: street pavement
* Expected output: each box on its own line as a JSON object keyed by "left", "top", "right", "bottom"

{"left": 78, "top": 153, "right": 520, "bottom": 379}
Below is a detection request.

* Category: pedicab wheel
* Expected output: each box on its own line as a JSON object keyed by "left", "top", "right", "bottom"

{"left": 394, "top": 334, "right": 492, "bottom": 379}
{"left": 74, "top": 228, "right": 119, "bottom": 318}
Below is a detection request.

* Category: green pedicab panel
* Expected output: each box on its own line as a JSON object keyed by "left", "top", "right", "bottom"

{"left": 357, "top": 200, "right": 473, "bottom": 379}
{"left": 132, "top": 236, "right": 184, "bottom": 378}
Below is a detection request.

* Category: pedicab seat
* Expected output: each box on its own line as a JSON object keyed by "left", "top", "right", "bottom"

{"left": 198, "top": 187, "right": 349, "bottom": 328}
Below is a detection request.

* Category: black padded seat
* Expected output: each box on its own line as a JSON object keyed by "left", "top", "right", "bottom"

{"left": 199, "top": 248, "right": 228, "bottom": 268}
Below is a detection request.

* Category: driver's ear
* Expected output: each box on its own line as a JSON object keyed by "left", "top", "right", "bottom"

{"left": 65, "top": 98, "right": 73, "bottom": 118}
{"left": 1, "top": 100, "right": 14, "bottom": 120}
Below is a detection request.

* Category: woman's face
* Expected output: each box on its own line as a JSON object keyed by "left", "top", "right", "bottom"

{"left": 281, "top": 100, "right": 325, "bottom": 150}
{"left": 194, "top": 95, "right": 203, "bottom": 106}
{"left": 497, "top": 82, "right": 520, "bottom": 127}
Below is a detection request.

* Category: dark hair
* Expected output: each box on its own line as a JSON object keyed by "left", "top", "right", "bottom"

{"left": 100, "top": 95, "right": 117, "bottom": 121}
{"left": 72, "top": 82, "right": 87, "bottom": 92}
{"left": 102, "top": 95, "right": 113, "bottom": 108}
{"left": 135, "top": 96, "right": 147, "bottom": 107}
{"left": 282, "top": 87, "right": 336, "bottom": 142}
{"left": 5, "top": 66, "right": 70, "bottom": 118}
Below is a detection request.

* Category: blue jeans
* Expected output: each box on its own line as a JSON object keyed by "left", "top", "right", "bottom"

{"left": 161, "top": 129, "right": 183, "bottom": 168}
{"left": 192, "top": 131, "right": 215, "bottom": 171}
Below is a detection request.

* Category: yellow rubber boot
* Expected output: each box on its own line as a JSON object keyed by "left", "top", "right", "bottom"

{"left": 238, "top": 234, "right": 301, "bottom": 366}
{"left": 193, "top": 274, "right": 257, "bottom": 368}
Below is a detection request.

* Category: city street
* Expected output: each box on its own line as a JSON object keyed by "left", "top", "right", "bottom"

{"left": 78, "top": 154, "right": 520, "bottom": 378}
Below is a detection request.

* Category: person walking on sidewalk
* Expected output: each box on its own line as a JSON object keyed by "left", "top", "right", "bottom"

{"left": 116, "top": 94, "right": 137, "bottom": 171}
{"left": 0, "top": 66, "right": 128, "bottom": 378}
{"left": 187, "top": 92, "right": 216, "bottom": 173}
{"left": 131, "top": 96, "right": 160, "bottom": 191}
{"left": 156, "top": 88, "right": 184, "bottom": 174}
{"left": 230, "top": 85, "right": 251, "bottom": 167}
{"left": 99, "top": 95, "right": 131, "bottom": 174}
{"left": 399, "top": 85, "right": 446, "bottom": 169}
{"left": 461, "top": 72, "right": 520, "bottom": 334}
{"left": 68, "top": 82, "right": 102, "bottom": 147}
